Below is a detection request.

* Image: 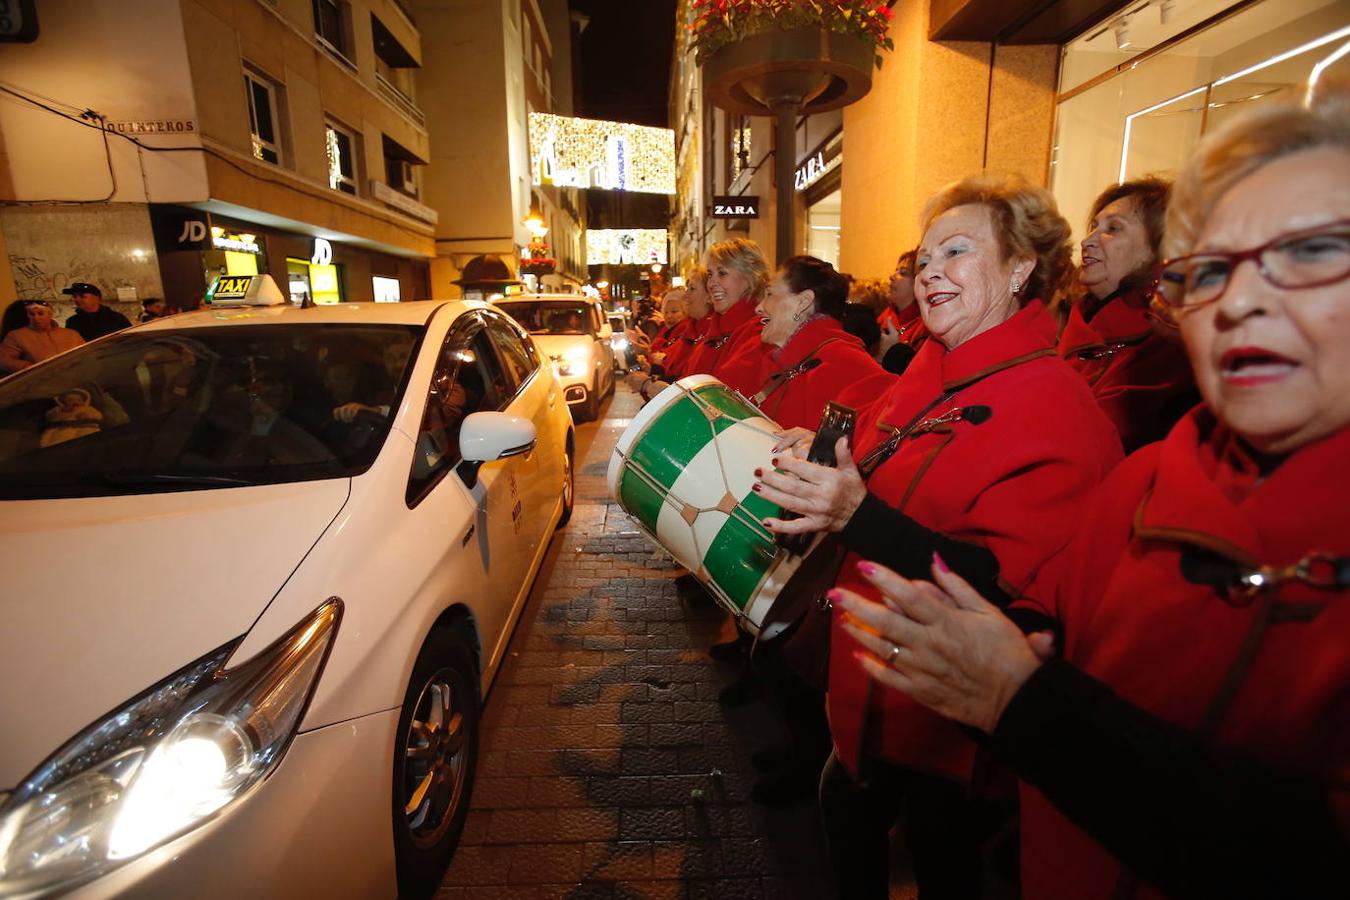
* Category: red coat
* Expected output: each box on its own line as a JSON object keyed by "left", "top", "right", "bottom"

{"left": 829, "top": 302, "right": 1123, "bottom": 781}
{"left": 683, "top": 298, "right": 757, "bottom": 376}
{"left": 660, "top": 316, "right": 709, "bottom": 379}
{"left": 878, "top": 303, "right": 930, "bottom": 350}
{"left": 1017, "top": 412, "right": 1350, "bottom": 900}
{"left": 715, "top": 316, "right": 893, "bottom": 431}
{"left": 1057, "top": 286, "right": 1195, "bottom": 452}
{"left": 649, "top": 318, "right": 689, "bottom": 356}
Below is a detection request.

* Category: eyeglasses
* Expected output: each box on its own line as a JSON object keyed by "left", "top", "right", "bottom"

{"left": 1156, "top": 219, "right": 1350, "bottom": 310}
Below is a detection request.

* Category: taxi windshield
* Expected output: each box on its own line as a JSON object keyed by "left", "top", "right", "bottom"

{"left": 0, "top": 323, "right": 421, "bottom": 499}
{"left": 499, "top": 301, "right": 594, "bottom": 336}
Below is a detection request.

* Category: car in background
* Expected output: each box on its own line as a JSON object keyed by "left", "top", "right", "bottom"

{"left": 492, "top": 294, "right": 615, "bottom": 421}
{"left": 0, "top": 289, "right": 574, "bottom": 899}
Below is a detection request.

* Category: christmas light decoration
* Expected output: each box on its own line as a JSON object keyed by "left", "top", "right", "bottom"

{"left": 530, "top": 113, "right": 675, "bottom": 195}
{"left": 586, "top": 229, "right": 670, "bottom": 265}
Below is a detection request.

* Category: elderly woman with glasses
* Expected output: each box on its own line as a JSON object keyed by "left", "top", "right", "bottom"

{"left": 834, "top": 90, "right": 1350, "bottom": 900}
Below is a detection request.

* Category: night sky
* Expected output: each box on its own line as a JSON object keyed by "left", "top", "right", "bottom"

{"left": 568, "top": 0, "right": 679, "bottom": 128}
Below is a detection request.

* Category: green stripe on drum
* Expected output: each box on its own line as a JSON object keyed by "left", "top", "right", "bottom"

{"left": 618, "top": 384, "right": 759, "bottom": 533}
{"left": 703, "top": 487, "right": 781, "bottom": 611}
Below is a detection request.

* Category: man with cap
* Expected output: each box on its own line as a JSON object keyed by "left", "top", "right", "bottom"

{"left": 0, "top": 301, "right": 85, "bottom": 373}
{"left": 63, "top": 283, "right": 130, "bottom": 341}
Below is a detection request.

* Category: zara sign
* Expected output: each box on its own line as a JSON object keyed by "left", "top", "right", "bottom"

{"left": 710, "top": 195, "right": 760, "bottom": 219}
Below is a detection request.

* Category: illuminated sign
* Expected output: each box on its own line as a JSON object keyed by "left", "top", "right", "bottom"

{"left": 795, "top": 140, "right": 843, "bottom": 192}
{"left": 530, "top": 112, "right": 675, "bottom": 195}
{"left": 710, "top": 196, "right": 760, "bottom": 219}
{"left": 209, "top": 226, "right": 260, "bottom": 254}
{"left": 586, "top": 229, "right": 669, "bottom": 265}
{"left": 372, "top": 275, "right": 401, "bottom": 303}
{"left": 311, "top": 238, "right": 333, "bottom": 266}
{"left": 211, "top": 276, "right": 255, "bottom": 300}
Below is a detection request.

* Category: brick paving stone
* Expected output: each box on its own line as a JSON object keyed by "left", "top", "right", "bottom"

{"left": 440, "top": 384, "right": 841, "bottom": 900}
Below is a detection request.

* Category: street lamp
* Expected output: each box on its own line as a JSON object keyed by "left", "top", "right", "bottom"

{"left": 523, "top": 202, "right": 548, "bottom": 238}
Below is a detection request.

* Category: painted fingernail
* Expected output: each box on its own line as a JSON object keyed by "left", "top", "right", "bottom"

{"left": 933, "top": 552, "right": 950, "bottom": 573}
{"left": 751, "top": 483, "right": 762, "bottom": 493}
{"left": 857, "top": 561, "right": 877, "bottom": 577}
{"left": 826, "top": 588, "right": 844, "bottom": 603}
{"left": 754, "top": 468, "right": 763, "bottom": 478}
{"left": 770, "top": 456, "right": 779, "bottom": 466}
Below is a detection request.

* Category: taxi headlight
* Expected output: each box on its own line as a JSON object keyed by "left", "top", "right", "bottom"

{"left": 0, "top": 600, "right": 341, "bottom": 896}
{"left": 551, "top": 348, "right": 589, "bottom": 377}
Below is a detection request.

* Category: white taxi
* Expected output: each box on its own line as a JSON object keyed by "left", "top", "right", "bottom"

{"left": 0, "top": 280, "right": 574, "bottom": 898}
{"left": 493, "top": 294, "right": 615, "bottom": 421}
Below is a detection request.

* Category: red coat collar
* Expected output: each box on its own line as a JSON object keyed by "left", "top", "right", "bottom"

{"left": 1137, "top": 411, "right": 1350, "bottom": 567}
{"left": 1059, "top": 286, "right": 1153, "bottom": 354}
{"left": 770, "top": 315, "right": 860, "bottom": 367}
{"left": 712, "top": 298, "right": 756, "bottom": 337}
{"left": 869, "top": 301, "right": 1058, "bottom": 435}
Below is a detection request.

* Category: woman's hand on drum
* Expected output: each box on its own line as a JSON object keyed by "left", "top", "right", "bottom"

{"left": 833, "top": 557, "right": 1053, "bottom": 734}
{"left": 771, "top": 427, "right": 815, "bottom": 459}
{"left": 755, "top": 436, "right": 868, "bottom": 534}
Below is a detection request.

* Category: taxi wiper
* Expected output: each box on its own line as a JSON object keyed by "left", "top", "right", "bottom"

{"left": 94, "top": 473, "right": 258, "bottom": 487}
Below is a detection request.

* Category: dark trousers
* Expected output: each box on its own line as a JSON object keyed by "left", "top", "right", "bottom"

{"left": 819, "top": 751, "right": 995, "bottom": 900}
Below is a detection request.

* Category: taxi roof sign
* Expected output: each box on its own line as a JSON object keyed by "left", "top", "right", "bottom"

{"left": 206, "top": 273, "right": 285, "bottom": 307}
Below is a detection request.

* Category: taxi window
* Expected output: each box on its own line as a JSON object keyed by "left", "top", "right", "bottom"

{"left": 483, "top": 314, "right": 537, "bottom": 395}
{"left": 407, "top": 320, "right": 503, "bottom": 503}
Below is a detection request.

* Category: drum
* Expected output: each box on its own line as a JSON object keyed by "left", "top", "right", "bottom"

{"left": 608, "top": 375, "right": 803, "bottom": 636}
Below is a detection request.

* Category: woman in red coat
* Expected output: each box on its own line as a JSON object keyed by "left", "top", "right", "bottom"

{"left": 755, "top": 174, "right": 1123, "bottom": 898}
{"left": 719, "top": 255, "right": 892, "bottom": 430}
{"left": 647, "top": 288, "right": 689, "bottom": 359}
{"left": 1058, "top": 176, "right": 1196, "bottom": 451}
{"left": 835, "top": 91, "right": 1350, "bottom": 900}
{"left": 683, "top": 238, "right": 768, "bottom": 377}
{"left": 643, "top": 265, "right": 711, "bottom": 396}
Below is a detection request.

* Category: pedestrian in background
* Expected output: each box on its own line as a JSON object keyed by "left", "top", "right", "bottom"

{"left": 0, "top": 301, "right": 84, "bottom": 373}
{"left": 139, "top": 297, "right": 167, "bottom": 323}
{"left": 63, "top": 283, "right": 131, "bottom": 341}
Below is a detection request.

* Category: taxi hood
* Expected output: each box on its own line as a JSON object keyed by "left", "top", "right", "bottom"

{"left": 0, "top": 479, "right": 349, "bottom": 789}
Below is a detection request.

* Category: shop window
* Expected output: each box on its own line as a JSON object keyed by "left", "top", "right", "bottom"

{"left": 287, "top": 257, "right": 343, "bottom": 306}
{"left": 806, "top": 189, "right": 841, "bottom": 268}
{"left": 1051, "top": 0, "right": 1350, "bottom": 240}
{"left": 729, "top": 114, "right": 752, "bottom": 187}
{"left": 373, "top": 275, "right": 401, "bottom": 302}
{"left": 325, "top": 121, "right": 359, "bottom": 195}
{"left": 243, "top": 71, "right": 281, "bottom": 165}
{"left": 313, "top": 0, "right": 351, "bottom": 59}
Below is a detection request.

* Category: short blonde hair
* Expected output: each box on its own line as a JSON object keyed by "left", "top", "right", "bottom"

{"left": 921, "top": 173, "right": 1075, "bottom": 306}
{"left": 685, "top": 264, "right": 708, "bottom": 291}
{"left": 1166, "top": 86, "right": 1350, "bottom": 259}
{"left": 705, "top": 238, "right": 769, "bottom": 302}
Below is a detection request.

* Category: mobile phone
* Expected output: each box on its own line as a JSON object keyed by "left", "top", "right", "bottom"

{"left": 776, "top": 402, "right": 857, "bottom": 556}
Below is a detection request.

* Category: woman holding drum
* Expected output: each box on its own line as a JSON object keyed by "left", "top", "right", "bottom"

{"left": 754, "top": 173, "right": 1122, "bottom": 898}
{"left": 718, "top": 255, "right": 891, "bottom": 430}
{"left": 833, "top": 91, "right": 1350, "bottom": 900}
{"left": 1058, "top": 175, "right": 1197, "bottom": 451}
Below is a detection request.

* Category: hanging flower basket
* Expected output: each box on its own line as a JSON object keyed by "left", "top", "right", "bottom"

{"left": 520, "top": 258, "right": 557, "bottom": 277}
{"left": 702, "top": 26, "right": 876, "bottom": 116}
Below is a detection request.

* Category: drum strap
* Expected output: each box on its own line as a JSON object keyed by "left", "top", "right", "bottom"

{"left": 752, "top": 338, "right": 842, "bottom": 406}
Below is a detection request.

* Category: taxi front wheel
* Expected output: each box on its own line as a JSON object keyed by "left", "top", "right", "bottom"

{"left": 392, "top": 627, "right": 480, "bottom": 899}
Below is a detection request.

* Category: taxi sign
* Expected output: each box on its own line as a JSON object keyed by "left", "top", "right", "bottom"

{"left": 206, "top": 273, "right": 286, "bottom": 307}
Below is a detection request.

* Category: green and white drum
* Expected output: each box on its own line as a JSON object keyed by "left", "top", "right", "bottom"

{"left": 608, "top": 375, "right": 801, "bottom": 636}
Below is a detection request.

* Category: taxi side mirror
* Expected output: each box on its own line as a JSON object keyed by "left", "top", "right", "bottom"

{"left": 457, "top": 412, "right": 537, "bottom": 488}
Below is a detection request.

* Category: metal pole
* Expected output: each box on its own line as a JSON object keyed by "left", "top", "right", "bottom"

{"left": 772, "top": 98, "right": 798, "bottom": 266}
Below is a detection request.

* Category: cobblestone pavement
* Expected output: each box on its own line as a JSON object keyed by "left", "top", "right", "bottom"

{"left": 437, "top": 381, "right": 841, "bottom": 900}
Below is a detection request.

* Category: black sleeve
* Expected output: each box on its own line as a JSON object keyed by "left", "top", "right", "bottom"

{"left": 881, "top": 342, "right": 917, "bottom": 375}
{"left": 991, "top": 660, "right": 1350, "bottom": 900}
{"left": 839, "top": 492, "right": 1013, "bottom": 608}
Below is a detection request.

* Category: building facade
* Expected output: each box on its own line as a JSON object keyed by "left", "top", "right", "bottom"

{"left": 414, "top": 0, "right": 588, "bottom": 297}
{"left": 670, "top": 0, "right": 1349, "bottom": 283}
{"left": 0, "top": 0, "right": 439, "bottom": 317}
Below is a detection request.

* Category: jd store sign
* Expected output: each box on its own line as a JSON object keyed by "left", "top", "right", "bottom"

{"left": 710, "top": 196, "right": 760, "bottom": 219}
